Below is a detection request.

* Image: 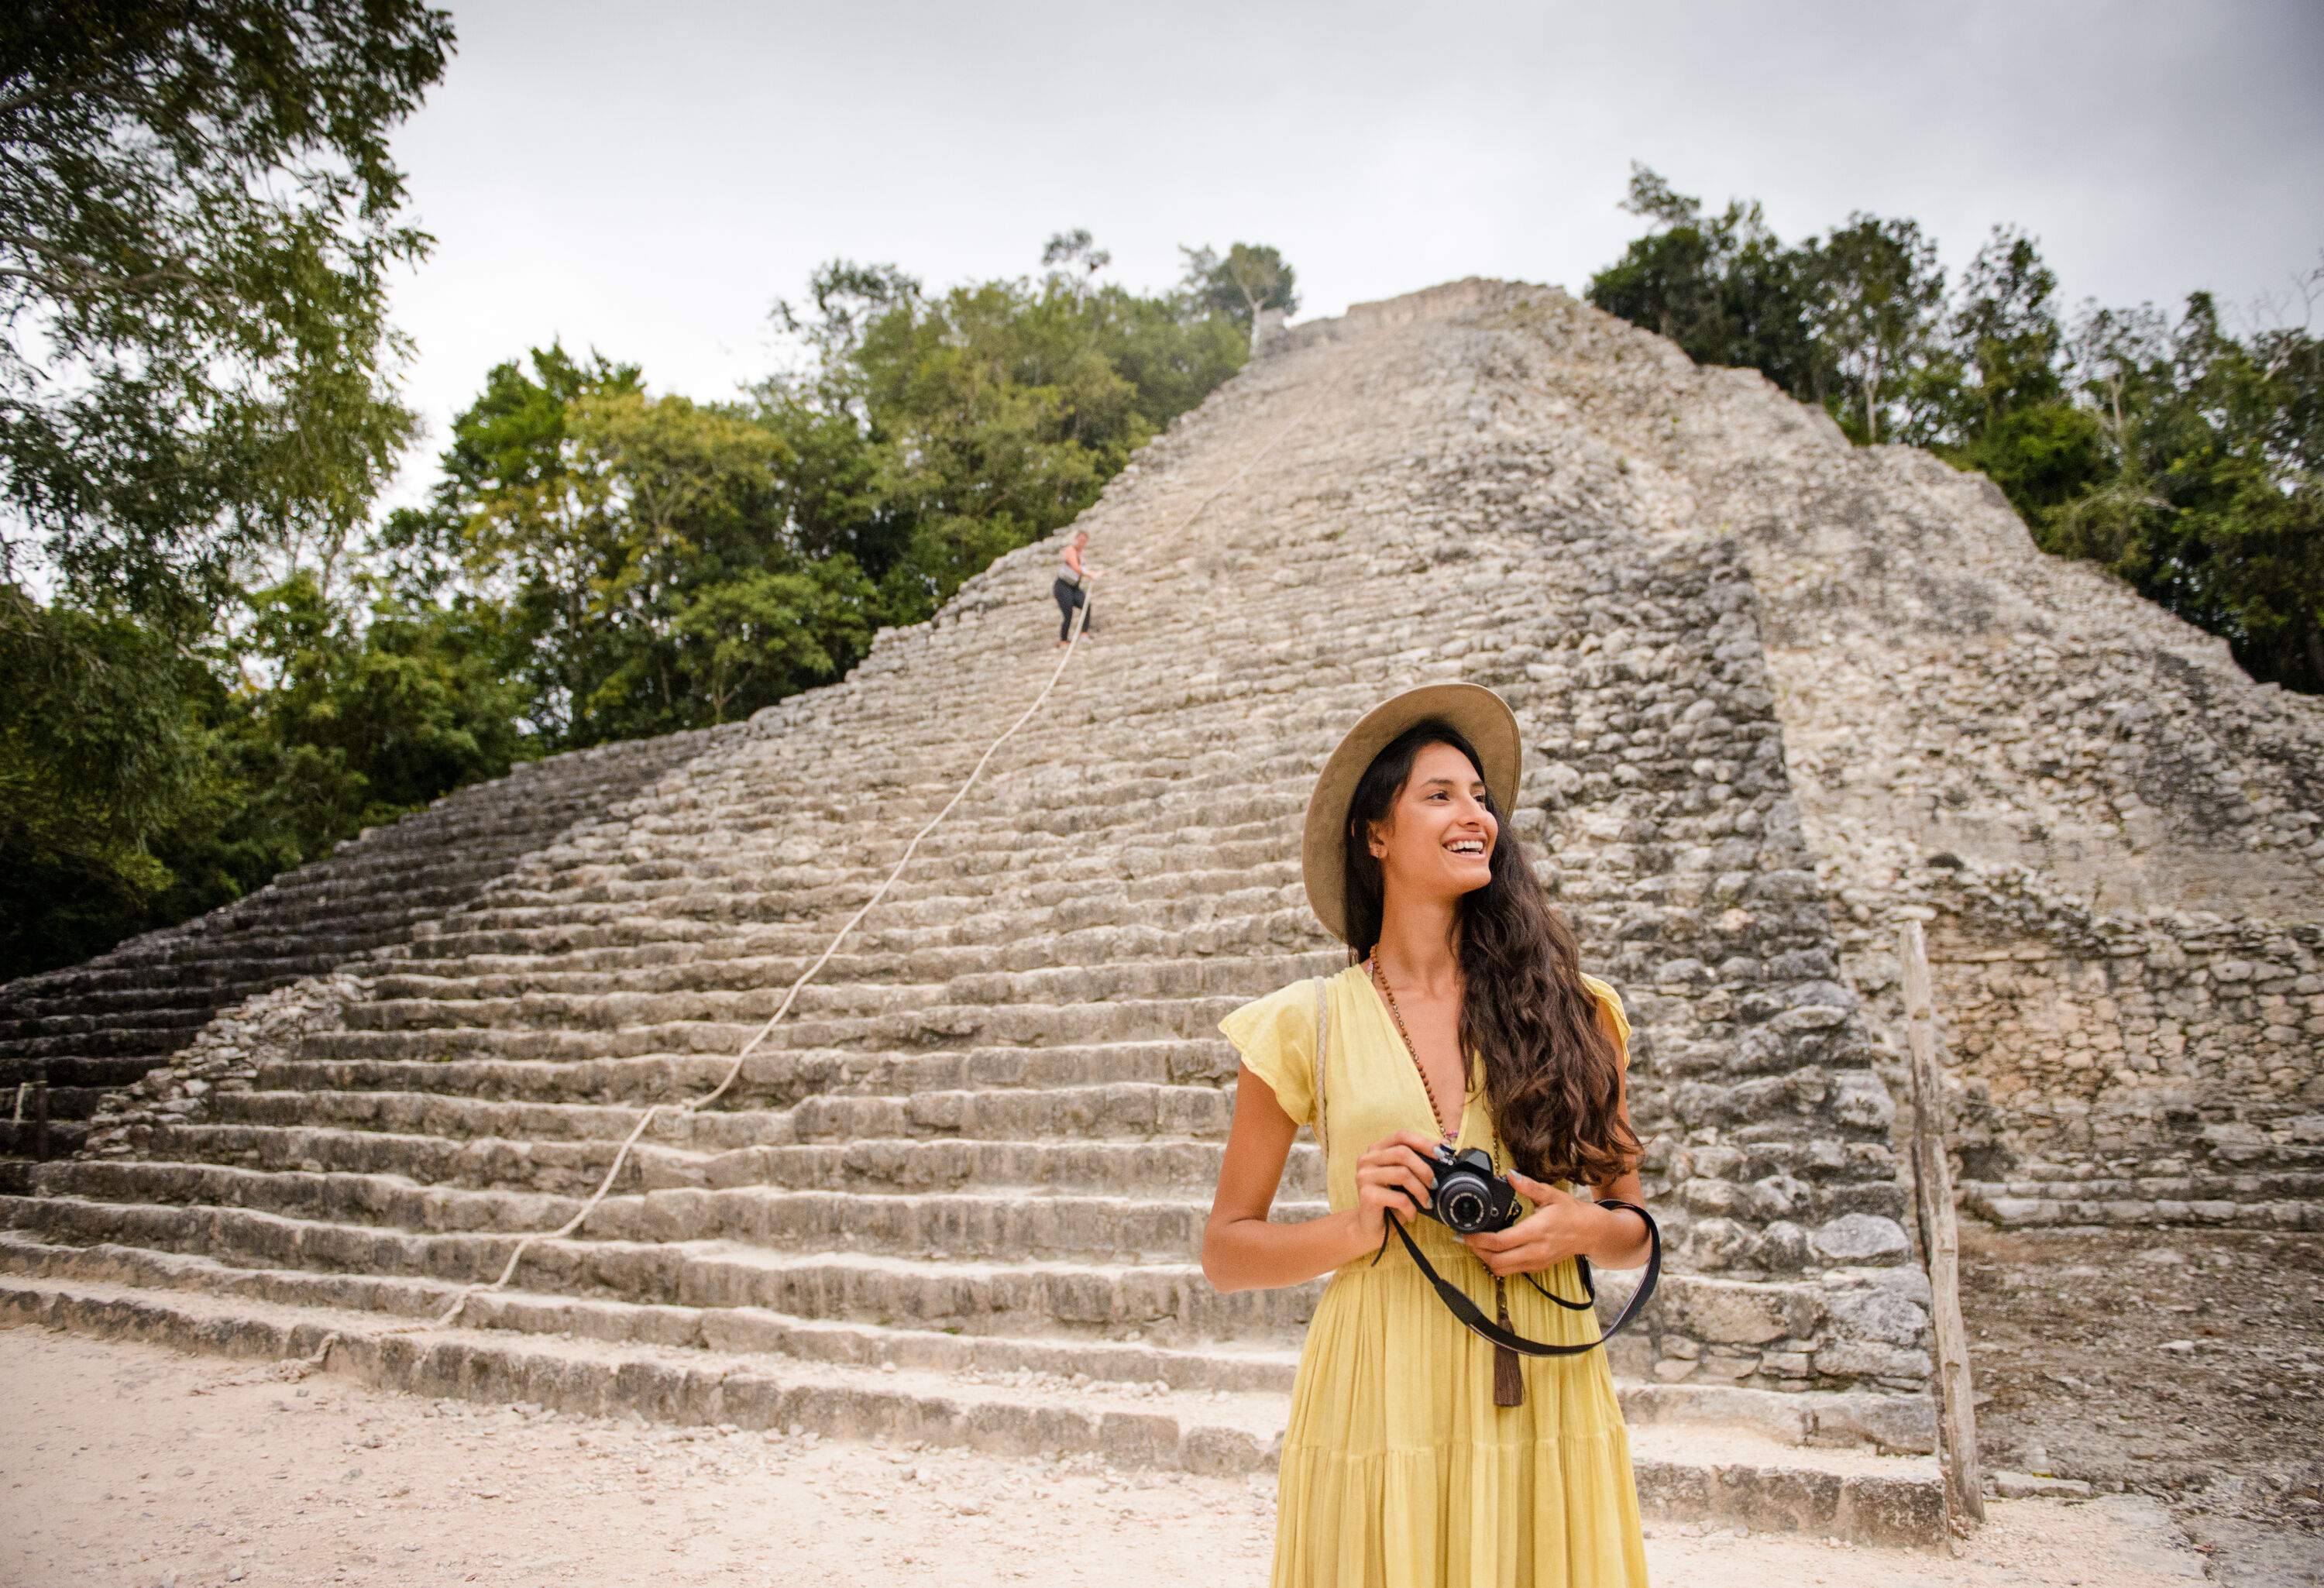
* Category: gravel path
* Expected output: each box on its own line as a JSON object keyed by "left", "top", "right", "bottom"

{"left": 4, "top": 1324, "right": 2223, "bottom": 1587}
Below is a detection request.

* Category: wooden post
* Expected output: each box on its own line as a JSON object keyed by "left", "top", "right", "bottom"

{"left": 1899, "top": 917, "right": 1983, "bottom": 1529}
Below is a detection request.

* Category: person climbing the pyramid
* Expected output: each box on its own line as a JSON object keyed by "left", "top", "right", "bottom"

{"left": 1054, "top": 528, "right": 1098, "bottom": 648}
{"left": 1202, "top": 680, "right": 1660, "bottom": 1587}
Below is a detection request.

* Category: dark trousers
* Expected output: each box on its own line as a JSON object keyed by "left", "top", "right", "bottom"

{"left": 1054, "top": 576, "right": 1093, "bottom": 641}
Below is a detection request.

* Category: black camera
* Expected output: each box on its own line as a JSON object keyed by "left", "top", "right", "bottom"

{"left": 1420, "top": 1144, "right": 1522, "bottom": 1236}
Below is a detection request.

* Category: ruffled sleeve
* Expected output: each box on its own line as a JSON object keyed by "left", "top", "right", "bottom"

{"left": 1218, "top": 977, "right": 1318, "bottom": 1127}
{"left": 1580, "top": 972, "right": 1631, "bottom": 1072}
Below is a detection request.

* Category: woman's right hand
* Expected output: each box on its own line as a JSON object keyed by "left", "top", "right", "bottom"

{"left": 1353, "top": 1130, "right": 1442, "bottom": 1246}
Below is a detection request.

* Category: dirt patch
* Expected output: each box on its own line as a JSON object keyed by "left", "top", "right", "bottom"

{"left": 1960, "top": 1222, "right": 2324, "bottom": 1584}
{"left": 3, "top": 1322, "right": 2222, "bottom": 1586}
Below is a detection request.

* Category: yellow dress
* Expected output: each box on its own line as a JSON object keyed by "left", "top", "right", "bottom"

{"left": 1218, "top": 962, "right": 1649, "bottom": 1588}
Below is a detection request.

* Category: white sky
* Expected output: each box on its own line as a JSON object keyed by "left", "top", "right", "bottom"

{"left": 377, "top": 0, "right": 2324, "bottom": 511}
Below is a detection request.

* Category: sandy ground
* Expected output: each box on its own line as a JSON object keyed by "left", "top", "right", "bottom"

{"left": 1960, "top": 1224, "right": 2324, "bottom": 1586}
{"left": 0, "top": 1324, "right": 2235, "bottom": 1588}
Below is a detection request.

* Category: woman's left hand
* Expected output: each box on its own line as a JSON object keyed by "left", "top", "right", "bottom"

{"left": 1459, "top": 1170, "right": 1594, "bottom": 1277}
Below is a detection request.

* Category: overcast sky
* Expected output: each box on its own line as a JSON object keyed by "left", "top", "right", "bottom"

{"left": 378, "top": 0, "right": 2324, "bottom": 509}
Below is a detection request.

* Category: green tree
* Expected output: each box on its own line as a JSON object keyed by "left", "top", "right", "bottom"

{"left": 0, "top": 584, "right": 226, "bottom": 980}
{"left": 218, "top": 571, "right": 531, "bottom": 852}
{"left": 1803, "top": 213, "right": 1947, "bottom": 442}
{"left": 2044, "top": 287, "right": 2324, "bottom": 689}
{"left": 1179, "top": 242, "right": 1300, "bottom": 339}
{"left": 1040, "top": 229, "right": 1112, "bottom": 297}
{"left": 1587, "top": 162, "right": 1824, "bottom": 397}
{"left": 672, "top": 560, "right": 877, "bottom": 723}
{"left": 1907, "top": 226, "right": 2109, "bottom": 518}
{"left": 397, "top": 345, "right": 889, "bottom": 743}
{"left": 0, "top": 0, "right": 455, "bottom": 637}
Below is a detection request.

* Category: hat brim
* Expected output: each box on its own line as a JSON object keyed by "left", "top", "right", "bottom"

{"left": 1301, "top": 682, "right": 1525, "bottom": 944}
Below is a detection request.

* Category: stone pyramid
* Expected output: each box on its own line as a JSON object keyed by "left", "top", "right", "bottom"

{"left": 12, "top": 277, "right": 2313, "bottom": 1543}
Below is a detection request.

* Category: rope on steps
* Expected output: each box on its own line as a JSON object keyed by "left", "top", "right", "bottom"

{"left": 407, "top": 381, "right": 1323, "bottom": 1333}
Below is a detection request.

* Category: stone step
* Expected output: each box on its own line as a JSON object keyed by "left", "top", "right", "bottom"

{"left": 29, "top": 1157, "right": 1300, "bottom": 1264}
{"left": 1, "top": 1194, "right": 1318, "bottom": 1340}
{"left": 0, "top": 1056, "right": 156, "bottom": 1091}
{"left": 380, "top": 909, "right": 1311, "bottom": 983}
{"left": 0, "top": 961, "right": 330, "bottom": 1020}
{"left": 339, "top": 980, "right": 950, "bottom": 1033}
{"left": 0, "top": 727, "right": 737, "bottom": 1018}
{"left": 523, "top": 770, "right": 1307, "bottom": 830}
{"left": 4, "top": 1173, "right": 1923, "bottom": 1429}
{"left": 1, "top": 1084, "right": 105, "bottom": 1121}
{"left": 290, "top": 1010, "right": 1250, "bottom": 1072}
{"left": 0, "top": 1267, "right": 1949, "bottom": 1543}
{"left": 1962, "top": 1181, "right": 2324, "bottom": 1231}
{"left": 354, "top": 933, "right": 1317, "bottom": 1005}
{"left": 0, "top": 1009, "right": 218, "bottom": 1058}
{"left": 394, "top": 898, "right": 1315, "bottom": 970}
{"left": 83, "top": 1119, "right": 1318, "bottom": 1198}
{"left": 0, "top": 1232, "right": 1301, "bottom": 1391}
{"left": 337, "top": 951, "right": 1315, "bottom": 1025}
{"left": 0, "top": 1230, "right": 1934, "bottom": 1450}
{"left": 208, "top": 1078, "right": 1235, "bottom": 1146}
{"left": 0, "top": 1119, "right": 88, "bottom": 1158}
{"left": 332, "top": 992, "right": 1274, "bottom": 1055}
{"left": 482, "top": 801, "right": 1308, "bottom": 874}
{"left": 168, "top": 862, "right": 521, "bottom": 924}
{"left": 442, "top": 863, "right": 1307, "bottom": 936}
{"left": 1, "top": 976, "right": 284, "bottom": 1025}
{"left": 259, "top": 1038, "right": 1217, "bottom": 1105}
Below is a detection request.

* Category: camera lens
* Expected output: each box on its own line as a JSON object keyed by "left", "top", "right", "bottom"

{"left": 1446, "top": 1189, "right": 1486, "bottom": 1230}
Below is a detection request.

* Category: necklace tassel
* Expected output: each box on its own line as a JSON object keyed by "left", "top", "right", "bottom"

{"left": 1493, "top": 1277, "right": 1524, "bottom": 1407}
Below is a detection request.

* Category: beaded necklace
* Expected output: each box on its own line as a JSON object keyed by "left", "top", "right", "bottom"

{"left": 1367, "top": 954, "right": 1463, "bottom": 1143}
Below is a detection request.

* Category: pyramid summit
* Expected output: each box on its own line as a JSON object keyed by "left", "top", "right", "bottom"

{"left": 3, "top": 277, "right": 2316, "bottom": 1542}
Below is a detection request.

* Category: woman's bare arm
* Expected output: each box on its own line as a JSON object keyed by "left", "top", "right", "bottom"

{"left": 1202, "top": 1067, "right": 1446, "bottom": 1293}
{"left": 1202, "top": 1067, "right": 1370, "bottom": 1292}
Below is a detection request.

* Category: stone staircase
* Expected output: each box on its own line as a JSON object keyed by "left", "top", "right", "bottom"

{"left": 1960, "top": 1115, "right": 2324, "bottom": 1231}
{"left": 2, "top": 281, "right": 1962, "bottom": 1545}
{"left": 0, "top": 727, "right": 740, "bottom": 1177}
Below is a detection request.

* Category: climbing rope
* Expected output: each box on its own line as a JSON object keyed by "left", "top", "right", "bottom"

{"left": 410, "top": 383, "right": 1324, "bottom": 1334}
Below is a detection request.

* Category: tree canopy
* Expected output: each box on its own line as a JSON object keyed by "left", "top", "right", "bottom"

{"left": 1179, "top": 243, "right": 1300, "bottom": 339}
{"left": 1, "top": 0, "right": 456, "bottom": 636}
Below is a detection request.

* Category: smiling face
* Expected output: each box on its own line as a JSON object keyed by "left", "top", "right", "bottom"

{"left": 1361, "top": 739, "right": 1499, "bottom": 908}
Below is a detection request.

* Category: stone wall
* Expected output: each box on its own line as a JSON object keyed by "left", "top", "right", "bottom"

{"left": 1834, "top": 856, "right": 2324, "bottom": 1230}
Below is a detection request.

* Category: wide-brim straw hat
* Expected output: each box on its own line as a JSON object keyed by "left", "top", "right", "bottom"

{"left": 1301, "top": 681, "right": 1524, "bottom": 944}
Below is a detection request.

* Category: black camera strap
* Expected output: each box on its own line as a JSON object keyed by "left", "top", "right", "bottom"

{"left": 1371, "top": 1198, "right": 1662, "bottom": 1359}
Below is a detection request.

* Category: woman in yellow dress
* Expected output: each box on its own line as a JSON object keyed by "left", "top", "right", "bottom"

{"left": 1202, "top": 681, "right": 1657, "bottom": 1588}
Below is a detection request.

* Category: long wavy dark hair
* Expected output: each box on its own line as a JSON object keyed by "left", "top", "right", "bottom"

{"left": 1339, "top": 719, "right": 1642, "bottom": 1187}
